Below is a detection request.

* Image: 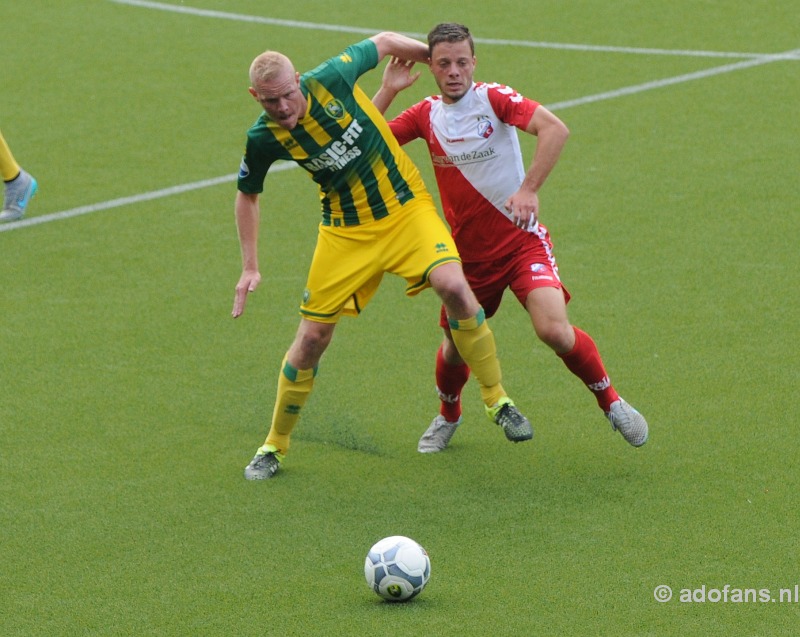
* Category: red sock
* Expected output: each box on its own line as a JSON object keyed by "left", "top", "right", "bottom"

{"left": 558, "top": 327, "right": 619, "bottom": 412}
{"left": 435, "top": 344, "right": 470, "bottom": 422}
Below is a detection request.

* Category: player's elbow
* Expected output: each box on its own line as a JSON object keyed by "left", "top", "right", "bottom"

{"left": 559, "top": 121, "right": 570, "bottom": 144}
{"left": 546, "top": 118, "right": 569, "bottom": 147}
{"left": 372, "top": 31, "right": 399, "bottom": 41}
{"left": 370, "top": 32, "right": 397, "bottom": 57}
{"left": 551, "top": 115, "right": 570, "bottom": 139}
{"left": 370, "top": 32, "right": 426, "bottom": 62}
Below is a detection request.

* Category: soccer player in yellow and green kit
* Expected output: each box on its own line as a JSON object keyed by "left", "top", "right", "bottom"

{"left": 233, "top": 32, "right": 533, "bottom": 480}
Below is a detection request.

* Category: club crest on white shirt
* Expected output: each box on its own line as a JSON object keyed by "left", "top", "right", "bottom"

{"left": 476, "top": 116, "right": 494, "bottom": 139}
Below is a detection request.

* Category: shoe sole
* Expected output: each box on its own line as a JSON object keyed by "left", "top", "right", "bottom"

{"left": 506, "top": 430, "right": 533, "bottom": 442}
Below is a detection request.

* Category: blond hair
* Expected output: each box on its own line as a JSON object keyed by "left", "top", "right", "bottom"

{"left": 249, "top": 51, "right": 295, "bottom": 85}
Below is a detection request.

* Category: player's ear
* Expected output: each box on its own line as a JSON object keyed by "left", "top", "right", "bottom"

{"left": 248, "top": 87, "right": 258, "bottom": 99}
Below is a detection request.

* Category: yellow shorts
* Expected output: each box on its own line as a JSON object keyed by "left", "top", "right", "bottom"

{"left": 300, "top": 196, "right": 460, "bottom": 323}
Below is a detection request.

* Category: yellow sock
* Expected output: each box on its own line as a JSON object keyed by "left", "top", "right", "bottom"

{"left": 264, "top": 356, "right": 317, "bottom": 455}
{"left": 0, "top": 131, "right": 21, "bottom": 182}
{"left": 448, "top": 309, "right": 506, "bottom": 407}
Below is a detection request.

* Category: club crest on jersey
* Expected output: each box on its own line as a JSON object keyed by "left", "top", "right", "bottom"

{"left": 324, "top": 99, "right": 346, "bottom": 120}
{"left": 476, "top": 116, "right": 494, "bottom": 139}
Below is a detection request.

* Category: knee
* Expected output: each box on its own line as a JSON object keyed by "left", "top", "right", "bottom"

{"left": 290, "top": 322, "right": 334, "bottom": 367}
{"left": 299, "top": 329, "right": 331, "bottom": 353}
{"left": 434, "top": 276, "right": 468, "bottom": 305}
{"left": 535, "top": 320, "right": 575, "bottom": 353}
{"left": 430, "top": 265, "right": 476, "bottom": 316}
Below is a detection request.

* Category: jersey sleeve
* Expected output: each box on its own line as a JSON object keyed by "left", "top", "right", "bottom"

{"left": 387, "top": 99, "right": 430, "bottom": 146}
{"left": 485, "top": 83, "right": 539, "bottom": 130}
{"left": 237, "top": 119, "right": 276, "bottom": 194}
{"left": 304, "top": 38, "right": 380, "bottom": 91}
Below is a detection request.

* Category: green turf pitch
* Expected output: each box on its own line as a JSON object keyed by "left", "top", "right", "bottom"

{"left": 2, "top": 1, "right": 799, "bottom": 635}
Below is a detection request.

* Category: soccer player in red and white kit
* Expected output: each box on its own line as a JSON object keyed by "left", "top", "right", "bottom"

{"left": 373, "top": 23, "right": 649, "bottom": 452}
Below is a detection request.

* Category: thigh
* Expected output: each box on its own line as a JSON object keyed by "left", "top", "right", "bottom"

{"left": 525, "top": 285, "right": 570, "bottom": 325}
{"left": 379, "top": 198, "right": 460, "bottom": 297}
{"left": 301, "top": 225, "right": 384, "bottom": 322}
{"left": 508, "top": 225, "right": 571, "bottom": 306}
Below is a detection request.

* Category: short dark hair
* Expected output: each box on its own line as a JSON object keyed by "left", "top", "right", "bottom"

{"left": 427, "top": 23, "right": 474, "bottom": 57}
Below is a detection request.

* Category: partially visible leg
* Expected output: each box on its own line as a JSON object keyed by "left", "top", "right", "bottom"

{"left": 430, "top": 262, "right": 504, "bottom": 406}
{"left": 429, "top": 262, "right": 532, "bottom": 443}
{"left": 436, "top": 331, "right": 470, "bottom": 422}
{"left": 525, "top": 287, "right": 648, "bottom": 446}
{"left": 0, "top": 129, "right": 21, "bottom": 181}
{"left": 418, "top": 331, "right": 470, "bottom": 453}
{"left": 244, "top": 319, "right": 334, "bottom": 479}
{"left": 389, "top": 205, "right": 530, "bottom": 444}
{"left": 0, "top": 129, "right": 37, "bottom": 222}
{"left": 525, "top": 287, "right": 619, "bottom": 409}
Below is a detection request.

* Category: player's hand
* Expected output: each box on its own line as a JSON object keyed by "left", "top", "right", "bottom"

{"left": 381, "top": 57, "right": 421, "bottom": 93}
{"left": 232, "top": 269, "right": 261, "bottom": 318}
{"left": 504, "top": 188, "right": 539, "bottom": 230}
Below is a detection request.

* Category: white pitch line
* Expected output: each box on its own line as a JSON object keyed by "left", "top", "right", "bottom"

{"left": 546, "top": 51, "right": 799, "bottom": 111}
{"left": 2, "top": 6, "right": 796, "bottom": 234}
{"left": 0, "top": 163, "right": 294, "bottom": 233}
{"left": 108, "top": 0, "right": 776, "bottom": 60}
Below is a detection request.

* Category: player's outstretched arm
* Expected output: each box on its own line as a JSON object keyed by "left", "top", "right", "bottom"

{"left": 369, "top": 32, "right": 428, "bottom": 64}
{"left": 232, "top": 191, "right": 262, "bottom": 318}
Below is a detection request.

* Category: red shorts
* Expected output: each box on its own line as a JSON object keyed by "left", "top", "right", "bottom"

{"left": 439, "top": 223, "right": 570, "bottom": 327}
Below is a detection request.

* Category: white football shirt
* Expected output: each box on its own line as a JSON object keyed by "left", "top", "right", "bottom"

{"left": 389, "top": 82, "right": 539, "bottom": 261}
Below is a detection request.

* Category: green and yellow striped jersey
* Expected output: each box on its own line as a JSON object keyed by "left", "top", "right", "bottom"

{"left": 238, "top": 39, "right": 429, "bottom": 227}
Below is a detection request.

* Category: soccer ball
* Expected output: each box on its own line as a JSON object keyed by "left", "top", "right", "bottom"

{"left": 364, "top": 536, "right": 431, "bottom": 602}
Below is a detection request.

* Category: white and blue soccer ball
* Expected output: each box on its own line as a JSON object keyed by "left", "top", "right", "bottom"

{"left": 364, "top": 535, "right": 431, "bottom": 602}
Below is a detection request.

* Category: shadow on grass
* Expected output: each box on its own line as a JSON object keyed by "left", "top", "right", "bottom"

{"left": 296, "top": 415, "right": 386, "bottom": 457}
